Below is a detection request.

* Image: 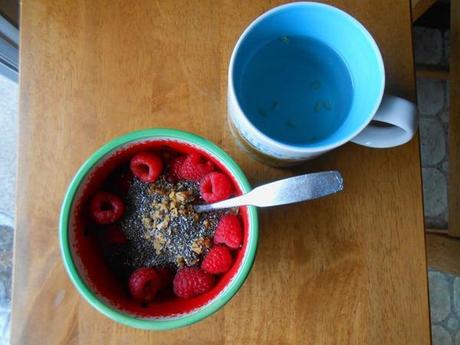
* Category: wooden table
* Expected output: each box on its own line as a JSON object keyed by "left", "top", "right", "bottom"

{"left": 12, "top": 1, "right": 431, "bottom": 344}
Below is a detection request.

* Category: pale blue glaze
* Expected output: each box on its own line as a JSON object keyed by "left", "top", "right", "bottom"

{"left": 232, "top": 2, "right": 384, "bottom": 148}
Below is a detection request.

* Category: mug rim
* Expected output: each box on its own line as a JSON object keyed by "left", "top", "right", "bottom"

{"left": 228, "top": 1, "right": 385, "bottom": 155}
{"left": 59, "top": 128, "right": 259, "bottom": 330}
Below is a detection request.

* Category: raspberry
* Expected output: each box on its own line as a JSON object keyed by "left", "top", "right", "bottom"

{"left": 173, "top": 268, "right": 214, "bottom": 298}
{"left": 104, "top": 224, "right": 127, "bottom": 244}
{"left": 129, "top": 267, "right": 161, "bottom": 303}
{"left": 130, "top": 152, "right": 163, "bottom": 183}
{"left": 202, "top": 245, "right": 233, "bottom": 274}
{"left": 200, "top": 172, "right": 233, "bottom": 203}
{"left": 90, "top": 192, "right": 125, "bottom": 224}
{"left": 178, "top": 153, "right": 214, "bottom": 181}
{"left": 214, "top": 214, "right": 243, "bottom": 249}
{"left": 169, "top": 156, "right": 186, "bottom": 178}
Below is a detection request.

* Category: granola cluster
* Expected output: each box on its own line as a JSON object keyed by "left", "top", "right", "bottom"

{"left": 138, "top": 179, "right": 216, "bottom": 267}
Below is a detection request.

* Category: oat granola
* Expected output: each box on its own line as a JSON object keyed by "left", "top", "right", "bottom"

{"left": 118, "top": 177, "right": 223, "bottom": 269}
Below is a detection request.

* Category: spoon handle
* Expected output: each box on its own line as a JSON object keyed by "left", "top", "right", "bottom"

{"left": 194, "top": 171, "right": 344, "bottom": 213}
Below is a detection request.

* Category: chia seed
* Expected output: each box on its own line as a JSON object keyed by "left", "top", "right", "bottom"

{"left": 115, "top": 176, "right": 223, "bottom": 272}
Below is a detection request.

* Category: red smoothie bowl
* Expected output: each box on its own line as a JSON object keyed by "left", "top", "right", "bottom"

{"left": 59, "top": 129, "right": 258, "bottom": 330}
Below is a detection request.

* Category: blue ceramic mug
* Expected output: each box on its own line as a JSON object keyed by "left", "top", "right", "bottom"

{"left": 228, "top": 2, "right": 418, "bottom": 165}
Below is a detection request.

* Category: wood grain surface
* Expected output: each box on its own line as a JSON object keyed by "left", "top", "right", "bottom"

{"left": 426, "top": 233, "right": 460, "bottom": 276}
{"left": 12, "top": 1, "right": 430, "bottom": 344}
{"left": 410, "top": 0, "right": 437, "bottom": 22}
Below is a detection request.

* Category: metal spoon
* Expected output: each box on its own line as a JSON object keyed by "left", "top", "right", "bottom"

{"left": 194, "top": 170, "right": 344, "bottom": 213}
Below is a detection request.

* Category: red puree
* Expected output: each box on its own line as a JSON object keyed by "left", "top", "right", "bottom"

{"left": 71, "top": 140, "right": 249, "bottom": 317}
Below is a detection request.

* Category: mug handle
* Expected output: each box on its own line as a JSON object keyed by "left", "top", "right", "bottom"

{"left": 350, "top": 94, "right": 418, "bottom": 148}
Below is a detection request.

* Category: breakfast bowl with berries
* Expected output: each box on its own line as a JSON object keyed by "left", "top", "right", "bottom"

{"left": 59, "top": 129, "right": 258, "bottom": 330}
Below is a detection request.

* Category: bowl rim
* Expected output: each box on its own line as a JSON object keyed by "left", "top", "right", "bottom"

{"left": 59, "top": 128, "right": 259, "bottom": 330}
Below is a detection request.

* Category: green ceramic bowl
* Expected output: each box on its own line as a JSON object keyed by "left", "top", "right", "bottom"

{"left": 59, "top": 128, "right": 258, "bottom": 330}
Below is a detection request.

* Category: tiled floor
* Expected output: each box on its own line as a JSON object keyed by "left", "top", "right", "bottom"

{"left": 429, "top": 268, "right": 460, "bottom": 345}
{"left": 415, "top": 24, "right": 458, "bottom": 345}
{"left": 419, "top": 78, "right": 449, "bottom": 228}
{"left": 415, "top": 26, "right": 451, "bottom": 229}
{"left": 0, "top": 23, "right": 456, "bottom": 345}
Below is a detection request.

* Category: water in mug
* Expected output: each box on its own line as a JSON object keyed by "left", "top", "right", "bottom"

{"left": 239, "top": 35, "right": 353, "bottom": 145}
